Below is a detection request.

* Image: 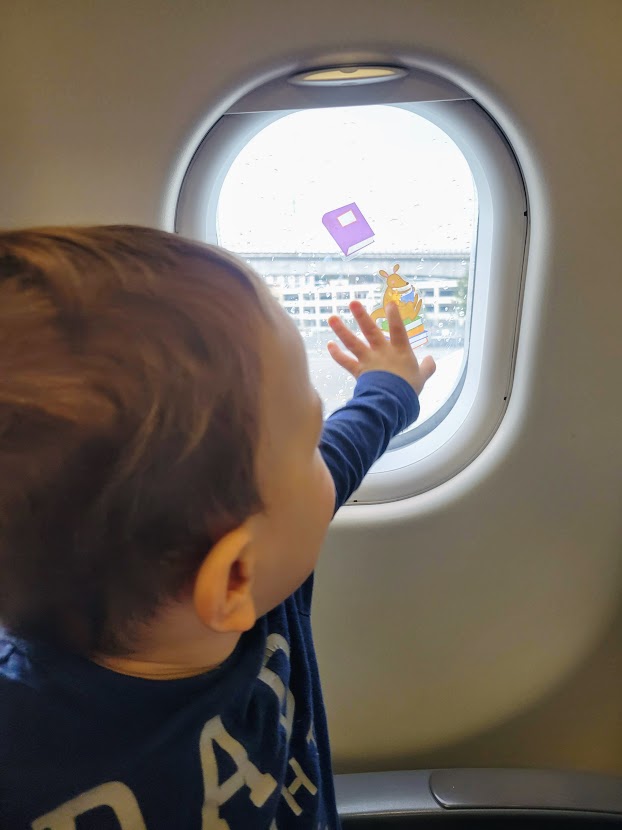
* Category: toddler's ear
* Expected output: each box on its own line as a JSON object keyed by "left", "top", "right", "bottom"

{"left": 192, "top": 526, "right": 257, "bottom": 634}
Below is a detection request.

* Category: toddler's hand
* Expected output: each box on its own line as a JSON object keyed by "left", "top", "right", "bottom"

{"left": 327, "top": 301, "right": 436, "bottom": 396}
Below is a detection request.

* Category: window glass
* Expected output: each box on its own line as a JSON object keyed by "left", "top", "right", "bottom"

{"left": 216, "top": 105, "right": 477, "bottom": 437}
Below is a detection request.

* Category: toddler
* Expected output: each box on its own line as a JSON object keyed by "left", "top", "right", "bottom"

{"left": 0, "top": 226, "right": 435, "bottom": 829}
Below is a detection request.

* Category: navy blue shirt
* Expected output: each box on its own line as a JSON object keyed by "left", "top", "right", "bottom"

{"left": 0, "top": 371, "right": 419, "bottom": 830}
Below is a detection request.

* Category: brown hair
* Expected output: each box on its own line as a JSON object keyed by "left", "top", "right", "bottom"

{"left": 0, "top": 226, "right": 270, "bottom": 655}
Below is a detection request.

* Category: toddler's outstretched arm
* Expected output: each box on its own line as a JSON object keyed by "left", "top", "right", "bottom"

{"left": 320, "top": 301, "right": 436, "bottom": 512}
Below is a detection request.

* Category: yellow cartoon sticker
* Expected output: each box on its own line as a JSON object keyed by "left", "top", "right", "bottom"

{"left": 370, "top": 264, "right": 429, "bottom": 348}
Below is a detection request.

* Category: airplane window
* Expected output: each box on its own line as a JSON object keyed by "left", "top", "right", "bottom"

{"left": 174, "top": 68, "right": 527, "bottom": 500}
{"left": 216, "top": 105, "right": 477, "bottom": 440}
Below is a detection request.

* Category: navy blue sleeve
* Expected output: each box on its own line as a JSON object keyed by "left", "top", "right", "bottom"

{"left": 319, "top": 370, "right": 420, "bottom": 511}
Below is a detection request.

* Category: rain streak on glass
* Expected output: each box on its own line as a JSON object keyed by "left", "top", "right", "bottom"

{"left": 216, "top": 105, "right": 478, "bottom": 434}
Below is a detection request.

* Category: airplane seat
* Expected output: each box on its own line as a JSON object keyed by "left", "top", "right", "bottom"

{"left": 335, "top": 769, "right": 622, "bottom": 828}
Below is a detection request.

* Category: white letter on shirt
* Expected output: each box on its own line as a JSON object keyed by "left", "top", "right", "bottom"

{"left": 200, "top": 715, "right": 277, "bottom": 829}
{"left": 259, "top": 634, "right": 295, "bottom": 740}
{"left": 280, "top": 757, "right": 318, "bottom": 816}
{"left": 31, "top": 781, "right": 146, "bottom": 830}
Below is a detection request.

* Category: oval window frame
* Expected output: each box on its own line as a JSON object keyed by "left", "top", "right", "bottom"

{"left": 175, "top": 69, "right": 528, "bottom": 503}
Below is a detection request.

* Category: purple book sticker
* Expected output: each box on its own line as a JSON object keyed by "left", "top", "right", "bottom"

{"left": 321, "top": 202, "right": 375, "bottom": 257}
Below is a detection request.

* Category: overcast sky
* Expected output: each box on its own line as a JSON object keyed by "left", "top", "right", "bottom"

{"left": 216, "top": 104, "right": 477, "bottom": 256}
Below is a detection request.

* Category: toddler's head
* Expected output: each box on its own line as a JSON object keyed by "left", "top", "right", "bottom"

{"left": 0, "top": 226, "right": 334, "bottom": 657}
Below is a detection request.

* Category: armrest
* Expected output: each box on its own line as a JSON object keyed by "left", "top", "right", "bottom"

{"left": 335, "top": 769, "right": 622, "bottom": 821}
{"left": 336, "top": 770, "right": 439, "bottom": 818}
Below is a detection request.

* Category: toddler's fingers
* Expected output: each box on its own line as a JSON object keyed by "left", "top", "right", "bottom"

{"left": 386, "top": 302, "right": 410, "bottom": 349}
{"left": 327, "top": 341, "right": 360, "bottom": 376}
{"left": 349, "top": 301, "right": 386, "bottom": 347}
{"left": 327, "top": 315, "right": 367, "bottom": 359}
{"left": 419, "top": 355, "right": 437, "bottom": 383}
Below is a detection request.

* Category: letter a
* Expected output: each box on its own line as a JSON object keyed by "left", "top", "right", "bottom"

{"left": 200, "top": 715, "right": 277, "bottom": 829}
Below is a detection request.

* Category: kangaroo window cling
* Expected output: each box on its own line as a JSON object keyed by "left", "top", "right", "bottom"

{"left": 371, "top": 264, "right": 429, "bottom": 349}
